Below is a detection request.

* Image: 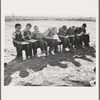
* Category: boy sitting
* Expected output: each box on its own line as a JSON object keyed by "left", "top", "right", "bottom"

{"left": 22, "top": 23, "right": 38, "bottom": 57}
{"left": 31, "top": 25, "right": 48, "bottom": 55}
{"left": 43, "top": 27, "right": 59, "bottom": 54}
{"left": 66, "top": 26, "right": 76, "bottom": 50}
{"left": 12, "top": 23, "right": 29, "bottom": 59}
{"left": 74, "top": 27, "right": 84, "bottom": 49}
{"left": 58, "top": 25, "right": 71, "bottom": 52}
{"left": 82, "top": 23, "right": 90, "bottom": 47}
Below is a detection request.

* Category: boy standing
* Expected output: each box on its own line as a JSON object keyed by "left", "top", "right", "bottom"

{"left": 12, "top": 23, "right": 29, "bottom": 59}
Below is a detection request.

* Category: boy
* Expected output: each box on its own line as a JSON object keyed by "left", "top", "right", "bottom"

{"left": 43, "top": 27, "right": 59, "bottom": 54}
{"left": 74, "top": 27, "right": 83, "bottom": 49}
{"left": 82, "top": 23, "right": 90, "bottom": 47}
{"left": 12, "top": 23, "right": 29, "bottom": 59}
{"left": 58, "top": 25, "right": 71, "bottom": 52}
{"left": 66, "top": 26, "right": 76, "bottom": 50}
{"left": 31, "top": 25, "right": 48, "bottom": 55}
{"left": 22, "top": 23, "right": 38, "bottom": 57}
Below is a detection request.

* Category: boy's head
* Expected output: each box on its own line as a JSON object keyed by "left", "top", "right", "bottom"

{"left": 74, "top": 27, "right": 79, "bottom": 33}
{"left": 71, "top": 26, "right": 76, "bottom": 31}
{"left": 51, "top": 27, "right": 57, "bottom": 34}
{"left": 25, "top": 23, "right": 32, "bottom": 30}
{"left": 34, "top": 25, "right": 39, "bottom": 31}
{"left": 82, "top": 23, "right": 87, "bottom": 28}
{"left": 78, "top": 27, "right": 83, "bottom": 33}
{"left": 15, "top": 23, "right": 21, "bottom": 32}
{"left": 59, "top": 27, "right": 62, "bottom": 32}
{"left": 62, "top": 25, "right": 67, "bottom": 31}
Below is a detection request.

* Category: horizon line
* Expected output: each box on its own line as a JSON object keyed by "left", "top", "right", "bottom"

{"left": 5, "top": 15, "right": 96, "bottom": 18}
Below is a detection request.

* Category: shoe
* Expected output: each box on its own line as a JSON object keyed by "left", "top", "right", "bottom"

{"left": 15, "top": 56, "right": 20, "bottom": 59}
{"left": 49, "top": 52, "right": 53, "bottom": 55}
{"left": 26, "top": 56, "right": 29, "bottom": 59}
{"left": 54, "top": 51, "right": 59, "bottom": 54}
{"left": 69, "top": 50, "right": 74, "bottom": 53}
{"left": 41, "top": 50, "right": 45, "bottom": 54}
{"left": 34, "top": 55, "right": 38, "bottom": 57}
{"left": 62, "top": 49, "right": 67, "bottom": 53}
{"left": 30, "top": 55, "right": 33, "bottom": 58}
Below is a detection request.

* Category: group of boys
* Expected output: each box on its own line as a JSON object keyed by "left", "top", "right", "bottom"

{"left": 58, "top": 23, "right": 90, "bottom": 52}
{"left": 12, "top": 23, "right": 90, "bottom": 59}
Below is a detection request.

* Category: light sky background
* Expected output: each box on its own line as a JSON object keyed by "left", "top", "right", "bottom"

{"left": 3, "top": 0, "right": 97, "bottom": 17}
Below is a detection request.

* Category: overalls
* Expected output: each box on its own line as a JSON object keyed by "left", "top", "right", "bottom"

{"left": 13, "top": 32, "right": 29, "bottom": 58}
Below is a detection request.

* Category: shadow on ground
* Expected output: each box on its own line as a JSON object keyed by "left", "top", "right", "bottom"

{"left": 4, "top": 46, "right": 96, "bottom": 86}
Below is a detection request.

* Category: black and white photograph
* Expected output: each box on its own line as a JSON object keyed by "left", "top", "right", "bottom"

{"left": 3, "top": 0, "right": 97, "bottom": 88}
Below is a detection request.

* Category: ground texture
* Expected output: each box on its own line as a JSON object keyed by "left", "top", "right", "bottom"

{"left": 4, "top": 46, "right": 96, "bottom": 86}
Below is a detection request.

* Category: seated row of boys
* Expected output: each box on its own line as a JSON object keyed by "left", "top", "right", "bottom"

{"left": 12, "top": 23, "right": 90, "bottom": 59}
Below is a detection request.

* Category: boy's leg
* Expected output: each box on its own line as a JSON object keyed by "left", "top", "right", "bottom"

{"left": 13, "top": 42, "right": 19, "bottom": 57}
{"left": 83, "top": 34, "right": 90, "bottom": 46}
{"left": 79, "top": 36, "right": 83, "bottom": 47}
{"left": 65, "top": 37, "right": 74, "bottom": 51}
{"left": 43, "top": 38, "right": 53, "bottom": 54}
{"left": 72, "top": 37, "right": 77, "bottom": 49}
{"left": 53, "top": 40, "right": 58, "bottom": 53}
{"left": 15, "top": 47, "right": 19, "bottom": 57}
{"left": 37, "top": 39, "right": 44, "bottom": 52}
{"left": 43, "top": 41, "right": 48, "bottom": 55}
{"left": 49, "top": 46, "right": 53, "bottom": 54}
{"left": 23, "top": 44, "right": 29, "bottom": 58}
{"left": 29, "top": 43, "right": 32, "bottom": 57}
{"left": 68, "top": 37, "right": 74, "bottom": 50}
{"left": 16, "top": 44, "right": 23, "bottom": 58}
{"left": 63, "top": 39, "right": 67, "bottom": 50}
{"left": 69, "top": 37, "right": 73, "bottom": 47}
{"left": 32, "top": 41, "right": 38, "bottom": 56}
{"left": 87, "top": 34, "right": 90, "bottom": 42}
{"left": 74, "top": 36, "right": 80, "bottom": 49}
{"left": 59, "top": 37, "right": 66, "bottom": 51}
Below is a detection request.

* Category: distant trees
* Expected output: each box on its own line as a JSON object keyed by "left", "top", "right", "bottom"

{"left": 5, "top": 16, "right": 96, "bottom": 22}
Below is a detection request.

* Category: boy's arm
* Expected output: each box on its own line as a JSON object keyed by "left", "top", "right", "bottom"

{"left": 12, "top": 32, "right": 22, "bottom": 44}
{"left": 12, "top": 32, "right": 19, "bottom": 44}
{"left": 13, "top": 39, "right": 19, "bottom": 44}
{"left": 12, "top": 38, "right": 21, "bottom": 44}
{"left": 21, "top": 30, "right": 29, "bottom": 42}
{"left": 83, "top": 29, "right": 90, "bottom": 35}
{"left": 23, "top": 38, "right": 29, "bottom": 42}
{"left": 58, "top": 32, "right": 64, "bottom": 37}
{"left": 21, "top": 30, "right": 25, "bottom": 39}
{"left": 22, "top": 36, "right": 29, "bottom": 42}
{"left": 58, "top": 35, "right": 65, "bottom": 38}
{"left": 64, "top": 31, "right": 70, "bottom": 38}
{"left": 35, "top": 32, "right": 43, "bottom": 39}
{"left": 31, "top": 32, "right": 36, "bottom": 39}
{"left": 21, "top": 30, "right": 29, "bottom": 40}
{"left": 77, "top": 32, "right": 84, "bottom": 36}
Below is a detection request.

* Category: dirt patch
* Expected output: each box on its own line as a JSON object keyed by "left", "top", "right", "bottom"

{"left": 4, "top": 46, "right": 96, "bottom": 86}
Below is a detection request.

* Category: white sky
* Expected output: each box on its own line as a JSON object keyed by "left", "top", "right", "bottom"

{"left": 3, "top": 0, "right": 97, "bottom": 17}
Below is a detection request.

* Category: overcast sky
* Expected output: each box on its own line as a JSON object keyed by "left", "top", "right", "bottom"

{"left": 3, "top": 0, "right": 97, "bottom": 17}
